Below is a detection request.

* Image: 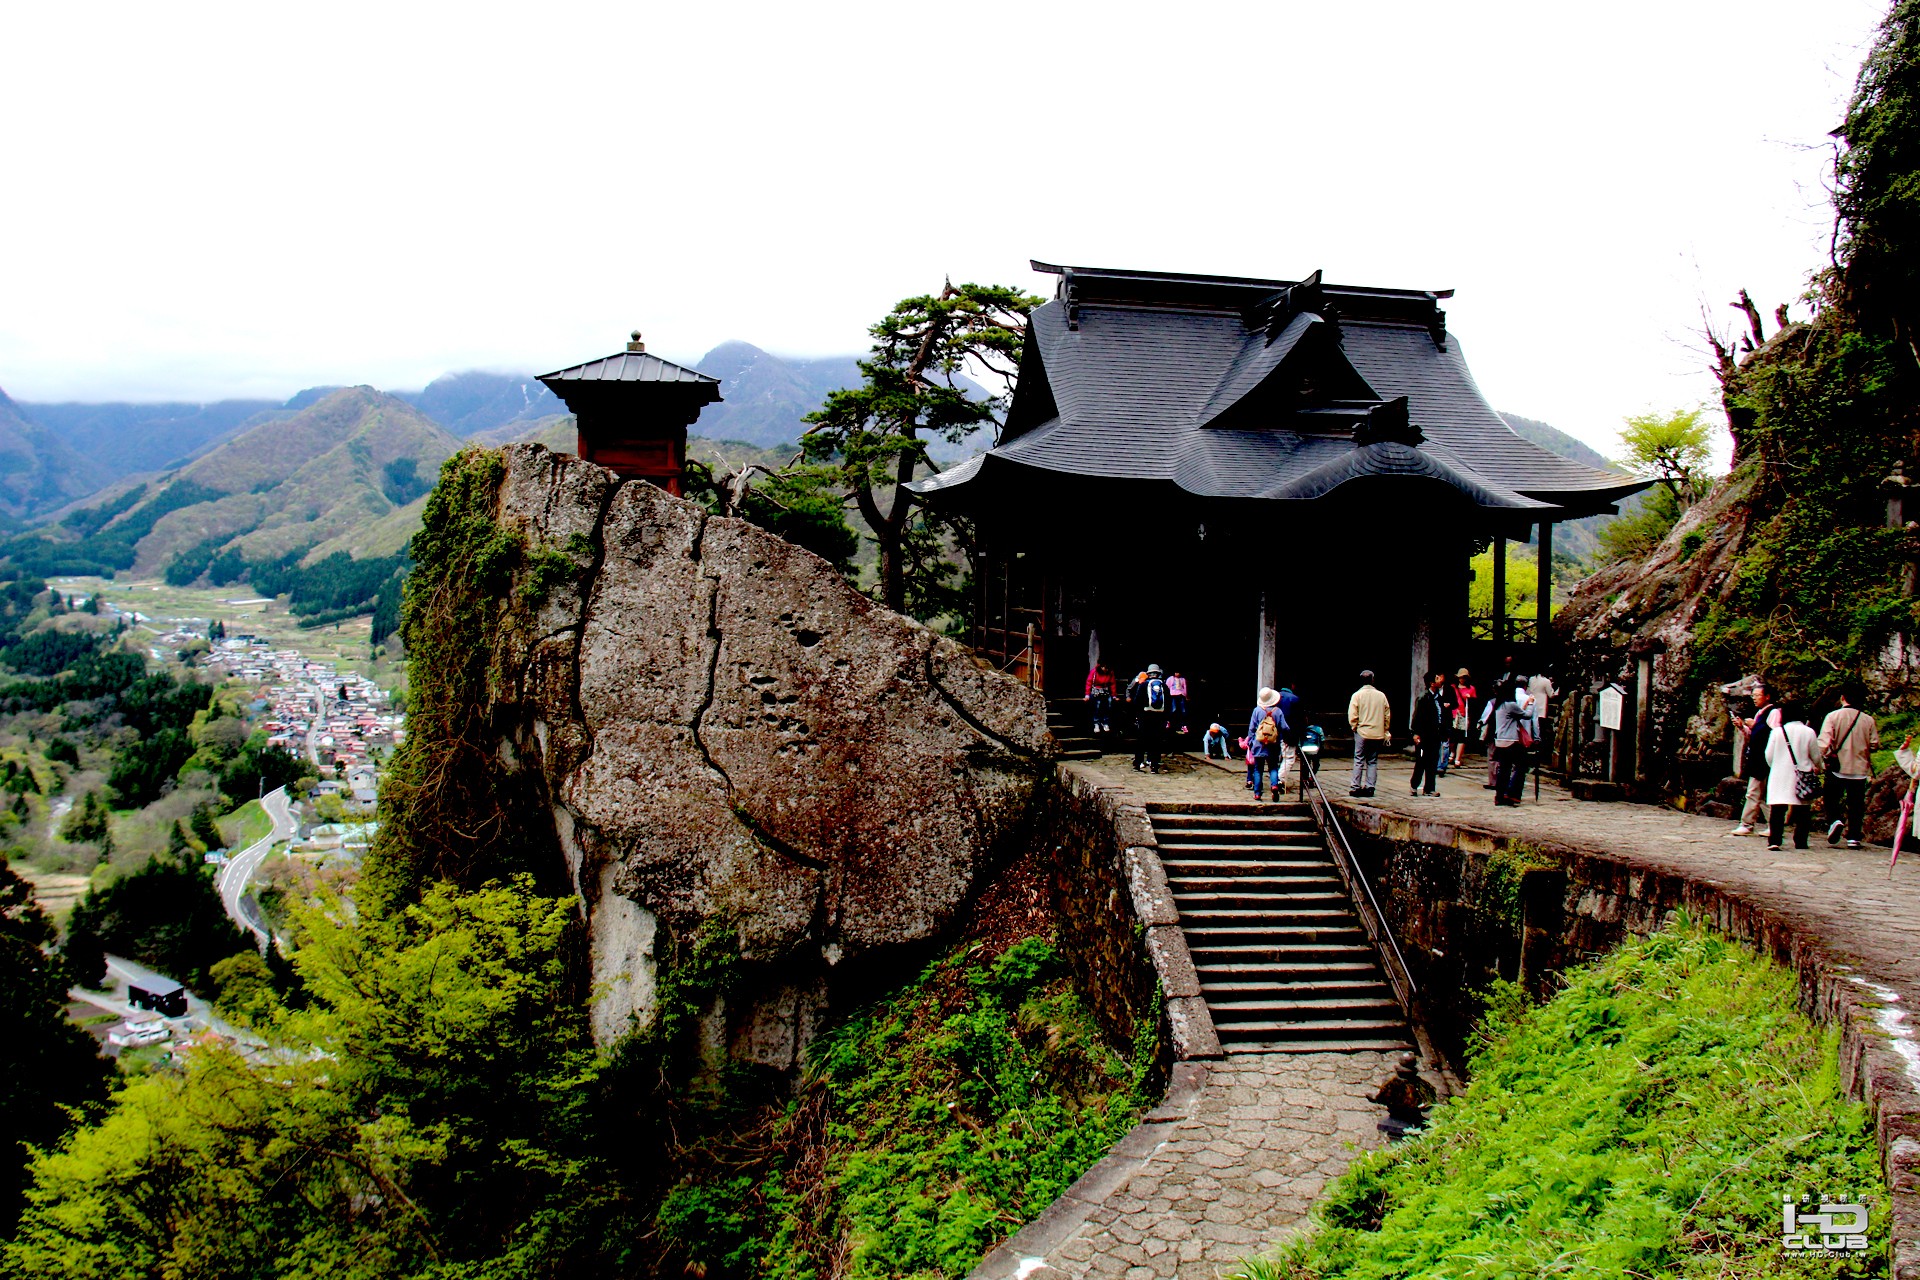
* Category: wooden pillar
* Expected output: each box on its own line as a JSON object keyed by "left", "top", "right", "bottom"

{"left": 1255, "top": 590, "right": 1278, "bottom": 692}
{"left": 1535, "top": 522, "right": 1553, "bottom": 656}
{"left": 1409, "top": 612, "right": 1431, "bottom": 735}
{"left": 1492, "top": 534, "right": 1508, "bottom": 651}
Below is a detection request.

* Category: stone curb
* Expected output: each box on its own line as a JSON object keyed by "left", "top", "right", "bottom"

{"left": 966, "top": 1063, "right": 1210, "bottom": 1280}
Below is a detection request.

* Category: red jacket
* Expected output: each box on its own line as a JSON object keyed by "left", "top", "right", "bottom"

{"left": 1085, "top": 669, "right": 1116, "bottom": 696}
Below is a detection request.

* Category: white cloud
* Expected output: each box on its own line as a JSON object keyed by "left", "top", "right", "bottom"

{"left": 0, "top": 0, "right": 1889, "bottom": 460}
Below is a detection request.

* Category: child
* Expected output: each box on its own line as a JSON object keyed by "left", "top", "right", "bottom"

{"left": 1203, "top": 722, "right": 1230, "bottom": 759}
{"left": 1084, "top": 662, "right": 1117, "bottom": 734}
{"left": 1167, "top": 671, "right": 1190, "bottom": 734}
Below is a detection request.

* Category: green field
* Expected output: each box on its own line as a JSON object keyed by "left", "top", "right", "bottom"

{"left": 220, "top": 800, "right": 274, "bottom": 851}
{"left": 50, "top": 575, "right": 375, "bottom": 671}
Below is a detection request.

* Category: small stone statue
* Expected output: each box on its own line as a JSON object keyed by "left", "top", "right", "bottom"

{"left": 1368, "top": 1052, "right": 1436, "bottom": 1140}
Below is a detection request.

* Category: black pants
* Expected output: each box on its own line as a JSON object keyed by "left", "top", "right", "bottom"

{"left": 1494, "top": 743, "right": 1529, "bottom": 800}
{"left": 1134, "top": 713, "right": 1167, "bottom": 768}
{"left": 1410, "top": 739, "right": 1443, "bottom": 793}
{"left": 1825, "top": 775, "right": 1867, "bottom": 843}
{"left": 1769, "top": 802, "right": 1813, "bottom": 849}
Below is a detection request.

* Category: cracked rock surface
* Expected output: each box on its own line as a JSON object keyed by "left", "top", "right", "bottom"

{"left": 491, "top": 445, "right": 1052, "bottom": 1053}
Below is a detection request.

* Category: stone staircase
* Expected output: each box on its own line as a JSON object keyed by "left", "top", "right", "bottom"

{"left": 1150, "top": 802, "right": 1412, "bottom": 1053}
{"left": 1046, "top": 700, "right": 1103, "bottom": 760}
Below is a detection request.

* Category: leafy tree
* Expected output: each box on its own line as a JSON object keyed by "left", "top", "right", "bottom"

{"left": 1594, "top": 485, "right": 1685, "bottom": 566}
{"left": 802, "top": 282, "right": 1040, "bottom": 613}
{"left": 190, "top": 804, "right": 224, "bottom": 853}
{"left": 62, "top": 843, "right": 251, "bottom": 996}
{"left": 59, "top": 791, "right": 108, "bottom": 845}
{"left": 0, "top": 860, "right": 110, "bottom": 1230}
{"left": 44, "top": 737, "right": 78, "bottom": 768}
{"left": 105, "top": 728, "right": 194, "bottom": 808}
{"left": 215, "top": 732, "right": 315, "bottom": 809}
{"left": 8, "top": 877, "right": 636, "bottom": 1278}
{"left": 1618, "top": 407, "right": 1714, "bottom": 506}
{"left": 1836, "top": 0, "right": 1920, "bottom": 363}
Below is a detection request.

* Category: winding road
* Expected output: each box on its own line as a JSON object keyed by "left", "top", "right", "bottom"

{"left": 217, "top": 786, "right": 294, "bottom": 948}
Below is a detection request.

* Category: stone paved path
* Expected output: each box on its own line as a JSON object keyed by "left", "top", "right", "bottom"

{"left": 983, "top": 749, "right": 1920, "bottom": 1278}
{"left": 1042, "top": 1052, "right": 1398, "bottom": 1279}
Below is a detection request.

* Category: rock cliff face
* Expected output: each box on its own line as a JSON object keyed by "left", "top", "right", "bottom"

{"left": 486, "top": 445, "right": 1052, "bottom": 1058}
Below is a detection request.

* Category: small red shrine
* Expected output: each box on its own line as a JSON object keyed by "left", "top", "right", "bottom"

{"left": 536, "top": 332, "right": 722, "bottom": 496}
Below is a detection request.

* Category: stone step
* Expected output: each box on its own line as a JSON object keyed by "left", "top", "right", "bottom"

{"left": 1196, "top": 960, "right": 1385, "bottom": 980}
{"left": 1167, "top": 873, "right": 1346, "bottom": 894}
{"left": 1152, "top": 844, "right": 1336, "bottom": 867}
{"left": 1180, "top": 915, "right": 1362, "bottom": 937}
{"left": 1226, "top": 1037, "right": 1415, "bottom": 1055}
{"left": 1202, "top": 977, "right": 1395, "bottom": 1000}
{"left": 1171, "top": 888, "right": 1353, "bottom": 908}
{"left": 1187, "top": 939, "right": 1374, "bottom": 964}
{"left": 1148, "top": 804, "right": 1315, "bottom": 820}
{"left": 1154, "top": 829, "right": 1320, "bottom": 847}
{"left": 1151, "top": 815, "right": 1318, "bottom": 833}
{"left": 1175, "top": 901, "right": 1359, "bottom": 921}
{"left": 1209, "top": 996, "right": 1403, "bottom": 1020}
{"left": 1215, "top": 1017, "right": 1412, "bottom": 1043}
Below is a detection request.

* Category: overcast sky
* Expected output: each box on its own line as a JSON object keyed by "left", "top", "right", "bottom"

{"left": 0, "top": 1, "right": 1891, "bottom": 460}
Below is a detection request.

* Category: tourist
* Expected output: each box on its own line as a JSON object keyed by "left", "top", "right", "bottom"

{"left": 1451, "top": 668, "right": 1476, "bottom": 769}
{"left": 1202, "top": 721, "right": 1231, "bottom": 760}
{"left": 1433, "top": 671, "right": 1457, "bottom": 777}
{"left": 1482, "top": 679, "right": 1532, "bottom": 790}
{"left": 1527, "top": 670, "right": 1558, "bottom": 743}
{"left": 1490, "top": 679, "right": 1532, "bottom": 806}
{"left": 1083, "top": 662, "right": 1117, "bottom": 735}
{"left": 1409, "top": 670, "right": 1449, "bottom": 796}
{"left": 1819, "top": 686, "right": 1879, "bottom": 849}
{"left": 1132, "top": 664, "right": 1170, "bottom": 773}
{"left": 1248, "top": 687, "right": 1287, "bottom": 800}
{"left": 1764, "top": 700, "right": 1823, "bottom": 851}
{"left": 1167, "top": 670, "right": 1190, "bottom": 734}
{"left": 1731, "top": 680, "right": 1777, "bottom": 837}
{"left": 1347, "top": 670, "right": 1390, "bottom": 797}
{"left": 1275, "top": 681, "right": 1304, "bottom": 792}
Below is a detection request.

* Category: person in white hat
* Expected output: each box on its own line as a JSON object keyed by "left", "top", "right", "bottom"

{"left": 1247, "top": 686, "right": 1288, "bottom": 801}
{"left": 1131, "top": 663, "right": 1171, "bottom": 773}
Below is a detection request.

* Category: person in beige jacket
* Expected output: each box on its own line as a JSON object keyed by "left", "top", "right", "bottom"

{"left": 1347, "top": 670, "right": 1391, "bottom": 797}
{"left": 1818, "top": 685, "right": 1880, "bottom": 848}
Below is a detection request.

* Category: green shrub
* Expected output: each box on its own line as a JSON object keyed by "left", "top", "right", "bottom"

{"left": 1242, "top": 922, "right": 1887, "bottom": 1279}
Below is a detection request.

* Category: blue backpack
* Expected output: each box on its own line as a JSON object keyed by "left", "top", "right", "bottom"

{"left": 1144, "top": 677, "right": 1168, "bottom": 712}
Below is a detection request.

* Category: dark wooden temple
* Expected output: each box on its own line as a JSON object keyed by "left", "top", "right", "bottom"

{"left": 913, "top": 262, "right": 1646, "bottom": 735}
{"left": 538, "top": 332, "right": 721, "bottom": 496}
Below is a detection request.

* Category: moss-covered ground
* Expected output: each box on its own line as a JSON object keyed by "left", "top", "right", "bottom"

{"left": 1239, "top": 921, "right": 1888, "bottom": 1279}
{"left": 654, "top": 930, "right": 1157, "bottom": 1279}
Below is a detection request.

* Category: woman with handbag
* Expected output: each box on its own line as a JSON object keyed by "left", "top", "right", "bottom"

{"left": 1763, "top": 701, "right": 1824, "bottom": 851}
{"left": 1490, "top": 680, "right": 1533, "bottom": 807}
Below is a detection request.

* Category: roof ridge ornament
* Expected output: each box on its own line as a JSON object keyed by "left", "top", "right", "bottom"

{"left": 1244, "top": 269, "right": 1325, "bottom": 345}
{"left": 1352, "top": 396, "right": 1425, "bottom": 448}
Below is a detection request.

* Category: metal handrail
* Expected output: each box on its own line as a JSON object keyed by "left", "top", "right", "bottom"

{"left": 1297, "top": 751, "right": 1419, "bottom": 1019}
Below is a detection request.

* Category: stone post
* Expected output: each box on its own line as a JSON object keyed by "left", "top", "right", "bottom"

{"left": 1630, "top": 637, "right": 1667, "bottom": 790}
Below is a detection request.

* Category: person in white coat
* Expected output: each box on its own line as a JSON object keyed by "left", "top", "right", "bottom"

{"left": 1763, "top": 701, "right": 1824, "bottom": 851}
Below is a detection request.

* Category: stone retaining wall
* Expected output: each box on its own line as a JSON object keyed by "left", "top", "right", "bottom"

{"left": 1047, "top": 765, "right": 1221, "bottom": 1060}
{"left": 1335, "top": 800, "right": 1920, "bottom": 1279}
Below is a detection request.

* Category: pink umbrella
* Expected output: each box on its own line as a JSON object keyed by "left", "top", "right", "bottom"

{"left": 1893, "top": 736, "right": 1918, "bottom": 874}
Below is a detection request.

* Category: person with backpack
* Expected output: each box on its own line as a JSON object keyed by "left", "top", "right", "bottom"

{"left": 1489, "top": 678, "right": 1533, "bottom": 806}
{"left": 1409, "top": 670, "right": 1449, "bottom": 796}
{"left": 1819, "top": 686, "right": 1880, "bottom": 849}
{"left": 1248, "top": 687, "right": 1289, "bottom": 801}
{"left": 1167, "top": 670, "right": 1190, "bottom": 735}
{"left": 1131, "top": 663, "right": 1171, "bottom": 773}
{"left": 1764, "top": 700, "right": 1824, "bottom": 851}
{"left": 1730, "top": 679, "right": 1776, "bottom": 836}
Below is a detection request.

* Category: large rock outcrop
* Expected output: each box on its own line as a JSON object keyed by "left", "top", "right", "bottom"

{"left": 487, "top": 445, "right": 1052, "bottom": 1057}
